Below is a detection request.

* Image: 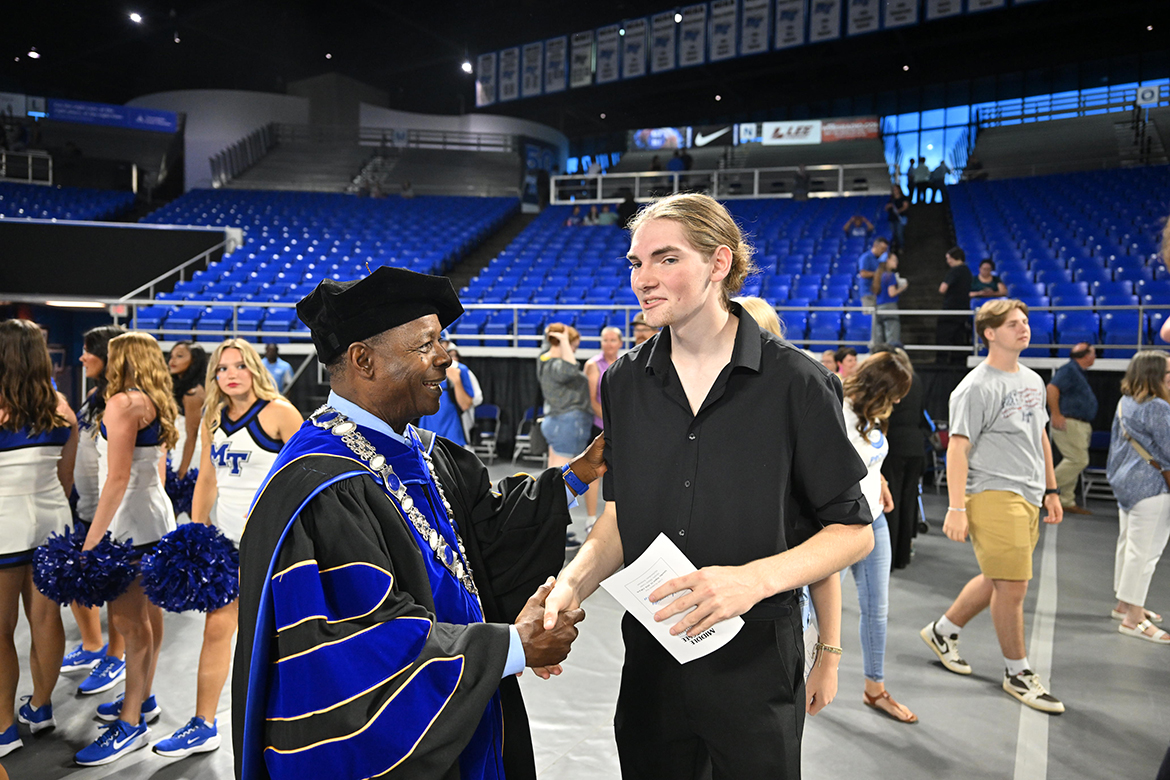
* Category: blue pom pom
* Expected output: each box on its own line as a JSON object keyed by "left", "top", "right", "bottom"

{"left": 165, "top": 467, "right": 199, "bottom": 516}
{"left": 33, "top": 526, "right": 138, "bottom": 607}
{"left": 140, "top": 523, "right": 239, "bottom": 613}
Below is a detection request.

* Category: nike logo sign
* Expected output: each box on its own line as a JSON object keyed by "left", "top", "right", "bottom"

{"left": 113, "top": 731, "right": 142, "bottom": 750}
{"left": 693, "top": 127, "right": 731, "bottom": 146}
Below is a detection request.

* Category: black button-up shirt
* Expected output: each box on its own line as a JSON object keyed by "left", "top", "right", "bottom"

{"left": 601, "top": 304, "right": 871, "bottom": 585}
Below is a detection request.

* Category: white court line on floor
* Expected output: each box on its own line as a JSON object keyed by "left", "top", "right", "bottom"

{"left": 1013, "top": 524, "right": 1059, "bottom": 780}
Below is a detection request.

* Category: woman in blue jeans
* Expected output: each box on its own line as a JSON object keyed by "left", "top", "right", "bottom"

{"left": 536, "top": 323, "right": 593, "bottom": 470}
{"left": 839, "top": 351, "right": 918, "bottom": 723}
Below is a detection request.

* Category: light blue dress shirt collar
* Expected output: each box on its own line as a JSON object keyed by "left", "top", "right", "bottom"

{"left": 327, "top": 390, "right": 409, "bottom": 446}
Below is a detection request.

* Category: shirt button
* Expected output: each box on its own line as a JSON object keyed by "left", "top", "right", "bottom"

{"left": 684, "top": 480, "right": 691, "bottom": 488}
{"left": 688, "top": 433, "right": 696, "bottom": 440}
{"left": 678, "top": 529, "right": 686, "bottom": 537}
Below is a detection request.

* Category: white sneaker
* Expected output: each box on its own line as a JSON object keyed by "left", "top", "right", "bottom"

{"left": 920, "top": 621, "right": 972, "bottom": 675}
{"left": 1003, "top": 669, "right": 1065, "bottom": 713}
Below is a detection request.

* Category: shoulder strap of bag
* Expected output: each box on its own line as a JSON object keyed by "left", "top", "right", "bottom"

{"left": 1117, "top": 403, "right": 1168, "bottom": 472}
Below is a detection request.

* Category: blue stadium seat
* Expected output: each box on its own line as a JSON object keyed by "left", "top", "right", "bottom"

{"left": 1055, "top": 311, "right": 1100, "bottom": 346}
{"left": 1021, "top": 311, "right": 1055, "bottom": 357}
{"left": 808, "top": 312, "right": 843, "bottom": 341}
{"left": 1101, "top": 311, "right": 1143, "bottom": 358}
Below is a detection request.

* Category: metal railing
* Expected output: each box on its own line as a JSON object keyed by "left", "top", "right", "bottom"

{"left": 273, "top": 124, "right": 517, "bottom": 153}
{"left": 0, "top": 149, "right": 52, "bottom": 185}
{"left": 118, "top": 240, "right": 229, "bottom": 301}
{"left": 552, "top": 163, "right": 892, "bottom": 204}
{"left": 93, "top": 299, "right": 1169, "bottom": 361}
{"left": 209, "top": 124, "right": 277, "bottom": 188}
{"left": 976, "top": 87, "right": 1170, "bottom": 128}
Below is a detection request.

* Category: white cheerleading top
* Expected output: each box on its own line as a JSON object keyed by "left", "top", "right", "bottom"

{"left": 0, "top": 422, "right": 72, "bottom": 560}
{"left": 96, "top": 399, "right": 176, "bottom": 547}
{"left": 172, "top": 407, "right": 202, "bottom": 472}
{"left": 74, "top": 392, "right": 101, "bottom": 522}
{"left": 209, "top": 400, "right": 283, "bottom": 543}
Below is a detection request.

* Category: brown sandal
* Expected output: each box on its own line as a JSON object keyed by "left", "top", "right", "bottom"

{"left": 863, "top": 690, "right": 919, "bottom": 724}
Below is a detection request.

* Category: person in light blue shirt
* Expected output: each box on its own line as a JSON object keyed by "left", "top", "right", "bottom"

{"left": 858, "top": 236, "right": 889, "bottom": 309}
{"left": 417, "top": 360, "right": 475, "bottom": 447}
{"left": 872, "top": 252, "right": 906, "bottom": 348}
{"left": 261, "top": 343, "right": 293, "bottom": 393}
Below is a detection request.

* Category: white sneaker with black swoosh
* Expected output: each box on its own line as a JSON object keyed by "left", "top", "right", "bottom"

{"left": 920, "top": 620, "right": 972, "bottom": 675}
{"left": 75, "top": 719, "right": 150, "bottom": 766}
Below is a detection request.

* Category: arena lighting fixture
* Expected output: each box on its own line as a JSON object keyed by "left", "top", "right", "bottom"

{"left": 902, "top": 64, "right": 909, "bottom": 71}
{"left": 600, "top": 112, "right": 607, "bottom": 119}
{"left": 926, "top": 143, "right": 934, "bottom": 150}
{"left": 461, "top": 60, "right": 473, "bottom": 73}
{"left": 325, "top": 52, "right": 332, "bottom": 59}
{"left": 45, "top": 300, "right": 106, "bottom": 309}
{"left": 715, "top": 94, "right": 721, "bottom": 101}
{"left": 674, "top": 12, "right": 682, "bottom": 23}
{"left": 129, "top": 12, "right": 143, "bottom": 23}
{"left": 27, "top": 48, "right": 40, "bottom": 59}
{"left": 173, "top": 31, "right": 180, "bottom": 43}
{"left": 619, "top": 28, "right": 625, "bottom": 36}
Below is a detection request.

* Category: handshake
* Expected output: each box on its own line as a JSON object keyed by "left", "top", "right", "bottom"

{"left": 513, "top": 577, "right": 584, "bottom": 677}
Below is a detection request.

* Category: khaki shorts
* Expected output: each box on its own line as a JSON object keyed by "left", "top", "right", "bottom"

{"left": 966, "top": 490, "right": 1040, "bottom": 581}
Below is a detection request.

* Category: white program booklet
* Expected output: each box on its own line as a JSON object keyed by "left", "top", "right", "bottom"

{"left": 600, "top": 533, "right": 744, "bottom": 664}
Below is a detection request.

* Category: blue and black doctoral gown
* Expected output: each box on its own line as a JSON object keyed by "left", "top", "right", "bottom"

{"left": 232, "top": 419, "right": 572, "bottom": 780}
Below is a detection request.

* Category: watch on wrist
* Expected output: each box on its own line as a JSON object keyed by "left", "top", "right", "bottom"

{"left": 561, "top": 464, "right": 589, "bottom": 496}
{"left": 1044, "top": 488, "right": 1060, "bottom": 496}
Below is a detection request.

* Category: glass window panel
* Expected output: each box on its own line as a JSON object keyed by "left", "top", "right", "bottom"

{"left": 919, "top": 129, "right": 946, "bottom": 172}
{"left": 920, "top": 109, "right": 946, "bottom": 129}
{"left": 945, "top": 105, "right": 970, "bottom": 126}
{"left": 566, "top": 157, "right": 580, "bottom": 174}
{"left": 895, "top": 112, "right": 919, "bottom": 132}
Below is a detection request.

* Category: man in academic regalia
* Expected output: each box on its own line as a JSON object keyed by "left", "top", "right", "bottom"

{"left": 232, "top": 267, "right": 602, "bottom": 780}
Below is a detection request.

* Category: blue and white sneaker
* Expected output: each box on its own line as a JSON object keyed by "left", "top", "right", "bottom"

{"left": 16, "top": 696, "right": 54, "bottom": 732}
{"left": 62, "top": 643, "right": 108, "bottom": 672}
{"left": 0, "top": 724, "right": 22, "bottom": 757}
{"left": 153, "top": 716, "right": 221, "bottom": 758}
{"left": 97, "top": 693, "right": 161, "bottom": 723}
{"left": 78, "top": 655, "right": 126, "bottom": 695}
{"left": 74, "top": 719, "right": 150, "bottom": 766}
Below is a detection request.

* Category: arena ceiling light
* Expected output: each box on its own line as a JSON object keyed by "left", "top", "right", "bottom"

{"left": 27, "top": 47, "right": 40, "bottom": 59}
{"left": 674, "top": 12, "right": 682, "bottom": 23}
{"left": 129, "top": 12, "right": 143, "bottom": 23}
{"left": 44, "top": 300, "right": 107, "bottom": 309}
{"left": 461, "top": 60, "right": 473, "bottom": 74}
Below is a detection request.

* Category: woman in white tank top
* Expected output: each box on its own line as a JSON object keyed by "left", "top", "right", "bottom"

{"left": 153, "top": 338, "right": 301, "bottom": 758}
{"left": 75, "top": 332, "right": 179, "bottom": 765}
{"left": 63, "top": 325, "right": 127, "bottom": 692}
{"left": 0, "top": 319, "right": 77, "bottom": 757}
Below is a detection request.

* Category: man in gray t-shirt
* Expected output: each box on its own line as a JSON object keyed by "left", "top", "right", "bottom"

{"left": 920, "top": 299, "right": 1066, "bottom": 715}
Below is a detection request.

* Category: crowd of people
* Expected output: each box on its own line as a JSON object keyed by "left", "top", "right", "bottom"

{"left": 0, "top": 191, "right": 1167, "bottom": 778}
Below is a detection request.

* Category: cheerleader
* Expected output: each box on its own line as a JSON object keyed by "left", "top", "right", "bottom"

{"left": 153, "top": 338, "right": 301, "bottom": 758}
{"left": 167, "top": 343, "right": 207, "bottom": 516}
{"left": 61, "top": 325, "right": 126, "bottom": 692}
{"left": 74, "top": 333, "right": 178, "bottom": 766}
{"left": 0, "top": 319, "right": 77, "bottom": 756}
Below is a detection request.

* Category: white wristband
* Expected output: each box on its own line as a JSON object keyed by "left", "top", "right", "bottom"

{"left": 947, "top": 506, "right": 967, "bottom": 512}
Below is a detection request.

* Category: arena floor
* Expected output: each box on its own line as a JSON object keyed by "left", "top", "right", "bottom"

{"left": 5, "top": 463, "right": 1167, "bottom": 779}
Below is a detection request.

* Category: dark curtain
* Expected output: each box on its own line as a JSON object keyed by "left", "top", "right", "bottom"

{"left": 462, "top": 356, "right": 544, "bottom": 455}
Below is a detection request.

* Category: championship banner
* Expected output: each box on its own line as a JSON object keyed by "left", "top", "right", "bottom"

{"left": 775, "top": 0, "right": 807, "bottom": 50}
{"left": 968, "top": 0, "right": 1005, "bottom": 10}
{"left": 847, "top": 0, "right": 880, "bottom": 35}
{"left": 544, "top": 37, "right": 567, "bottom": 93}
{"left": 678, "top": 5, "right": 708, "bottom": 67}
{"left": 622, "top": 18, "right": 649, "bottom": 78}
{"left": 883, "top": 0, "right": 918, "bottom": 28}
{"left": 570, "top": 31, "right": 595, "bottom": 88}
{"left": 475, "top": 53, "right": 497, "bottom": 107}
{"left": 709, "top": 0, "right": 739, "bottom": 62}
{"left": 498, "top": 47, "right": 520, "bottom": 102}
{"left": 522, "top": 42, "right": 544, "bottom": 98}
{"left": 596, "top": 24, "right": 621, "bottom": 84}
{"left": 762, "top": 120, "right": 823, "bottom": 145}
{"left": 650, "top": 12, "right": 677, "bottom": 73}
{"left": 822, "top": 116, "right": 880, "bottom": 141}
{"left": 740, "top": 0, "right": 771, "bottom": 55}
{"left": 47, "top": 98, "right": 179, "bottom": 133}
{"left": 692, "top": 124, "right": 735, "bottom": 147}
{"left": 809, "top": 0, "right": 842, "bottom": 42}
{"left": 926, "top": 0, "right": 962, "bottom": 19}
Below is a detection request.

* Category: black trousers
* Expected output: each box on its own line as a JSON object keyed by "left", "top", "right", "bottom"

{"left": 935, "top": 314, "right": 971, "bottom": 364}
{"left": 614, "top": 607, "right": 805, "bottom": 780}
{"left": 882, "top": 453, "right": 926, "bottom": 569}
